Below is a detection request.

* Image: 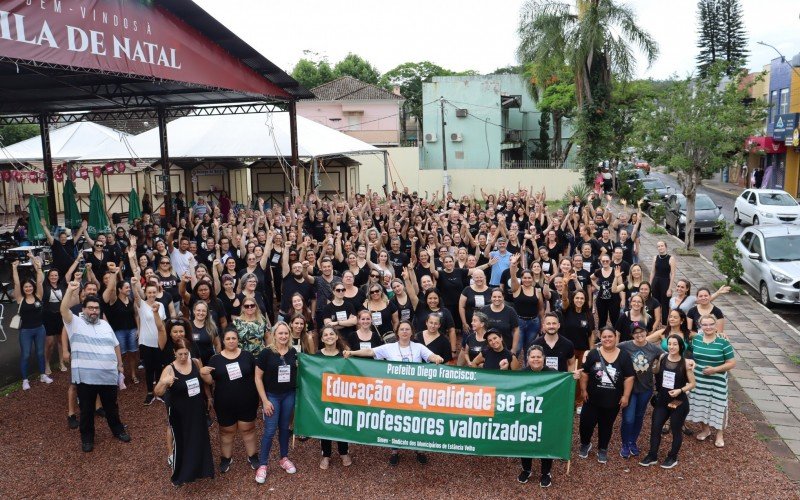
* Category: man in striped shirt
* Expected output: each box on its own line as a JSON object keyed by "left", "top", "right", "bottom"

{"left": 61, "top": 282, "right": 131, "bottom": 453}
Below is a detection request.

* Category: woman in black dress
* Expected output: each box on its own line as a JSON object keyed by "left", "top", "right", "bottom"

{"left": 202, "top": 328, "right": 260, "bottom": 474}
{"left": 316, "top": 326, "right": 353, "bottom": 469}
{"left": 154, "top": 338, "right": 214, "bottom": 486}
{"left": 650, "top": 241, "right": 675, "bottom": 325}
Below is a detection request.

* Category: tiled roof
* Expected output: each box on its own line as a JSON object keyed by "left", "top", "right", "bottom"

{"left": 311, "top": 76, "right": 403, "bottom": 101}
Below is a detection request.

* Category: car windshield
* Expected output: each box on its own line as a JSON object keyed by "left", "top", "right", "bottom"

{"left": 759, "top": 193, "right": 798, "bottom": 207}
{"left": 765, "top": 235, "right": 800, "bottom": 261}
{"left": 677, "top": 197, "right": 716, "bottom": 210}
{"left": 642, "top": 179, "right": 666, "bottom": 189}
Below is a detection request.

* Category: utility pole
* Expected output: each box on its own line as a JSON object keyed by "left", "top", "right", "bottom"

{"left": 440, "top": 97, "right": 449, "bottom": 197}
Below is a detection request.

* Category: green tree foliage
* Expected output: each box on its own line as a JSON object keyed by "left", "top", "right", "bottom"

{"left": 633, "top": 64, "right": 765, "bottom": 250}
{"left": 0, "top": 124, "right": 39, "bottom": 145}
{"left": 607, "top": 79, "right": 659, "bottom": 166}
{"left": 291, "top": 58, "right": 334, "bottom": 89}
{"left": 333, "top": 53, "right": 381, "bottom": 84}
{"left": 696, "top": 0, "right": 748, "bottom": 77}
{"left": 713, "top": 220, "right": 743, "bottom": 284}
{"left": 615, "top": 165, "right": 644, "bottom": 205}
{"left": 517, "top": 0, "right": 658, "bottom": 183}
{"left": 491, "top": 65, "right": 523, "bottom": 75}
{"left": 719, "top": 0, "right": 748, "bottom": 76}
{"left": 379, "top": 62, "right": 457, "bottom": 123}
{"left": 537, "top": 80, "right": 576, "bottom": 162}
{"left": 531, "top": 112, "right": 551, "bottom": 160}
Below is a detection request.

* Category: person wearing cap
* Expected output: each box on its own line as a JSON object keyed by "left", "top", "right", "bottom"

{"left": 617, "top": 325, "right": 663, "bottom": 458}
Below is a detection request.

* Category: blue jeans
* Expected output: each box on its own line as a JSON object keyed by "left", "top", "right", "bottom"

{"left": 516, "top": 317, "right": 541, "bottom": 355}
{"left": 19, "top": 325, "right": 46, "bottom": 379}
{"left": 621, "top": 389, "right": 653, "bottom": 446}
{"left": 115, "top": 328, "right": 138, "bottom": 354}
{"left": 260, "top": 391, "right": 296, "bottom": 466}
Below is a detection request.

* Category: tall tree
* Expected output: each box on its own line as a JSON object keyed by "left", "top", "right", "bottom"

{"left": 333, "top": 53, "right": 381, "bottom": 84}
{"left": 517, "top": 0, "right": 658, "bottom": 182}
{"left": 718, "top": 0, "right": 748, "bottom": 75}
{"left": 379, "top": 62, "right": 457, "bottom": 124}
{"left": 696, "top": 0, "right": 721, "bottom": 78}
{"left": 531, "top": 112, "right": 552, "bottom": 160}
{"left": 0, "top": 124, "right": 39, "bottom": 145}
{"left": 633, "top": 64, "right": 765, "bottom": 250}
{"left": 537, "top": 80, "right": 576, "bottom": 162}
{"left": 291, "top": 58, "right": 335, "bottom": 89}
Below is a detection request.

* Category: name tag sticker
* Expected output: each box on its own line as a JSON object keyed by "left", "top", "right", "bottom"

{"left": 186, "top": 377, "right": 200, "bottom": 397}
{"left": 546, "top": 356, "right": 559, "bottom": 370}
{"left": 474, "top": 295, "right": 485, "bottom": 308}
{"left": 371, "top": 312, "right": 383, "bottom": 326}
{"left": 226, "top": 362, "right": 242, "bottom": 381}
{"left": 663, "top": 370, "right": 676, "bottom": 390}
{"left": 278, "top": 364, "right": 291, "bottom": 383}
{"left": 336, "top": 311, "right": 348, "bottom": 322}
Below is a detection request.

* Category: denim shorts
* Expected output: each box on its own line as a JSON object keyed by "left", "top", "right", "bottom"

{"left": 115, "top": 328, "right": 138, "bottom": 354}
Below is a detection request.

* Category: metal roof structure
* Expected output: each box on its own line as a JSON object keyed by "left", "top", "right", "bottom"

{"left": 0, "top": 0, "right": 313, "bottom": 221}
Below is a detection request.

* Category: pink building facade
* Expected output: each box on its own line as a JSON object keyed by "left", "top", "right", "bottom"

{"left": 297, "top": 76, "right": 404, "bottom": 147}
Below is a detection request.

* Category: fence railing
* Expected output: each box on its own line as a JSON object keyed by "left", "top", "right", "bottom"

{"left": 501, "top": 160, "right": 575, "bottom": 170}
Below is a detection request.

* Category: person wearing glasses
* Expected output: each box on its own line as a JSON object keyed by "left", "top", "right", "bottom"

{"left": 322, "top": 283, "right": 358, "bottom": 337}
{"left": 233, "top": 297, "right": 270, "bottom": 355}
{"left": 343, "top": 321, "right": 444, "bottom": 465}
{"left": 363, "top": 285, "right": 398, "bottom": 342}
{"left": 155, "top": 256, "right": 180, "bottom": 315}
{"left": 686, "top": 315, "right": 736, "bottom": 448}
{"left": 85, "top": 237, "right": 113, "bottom": 277}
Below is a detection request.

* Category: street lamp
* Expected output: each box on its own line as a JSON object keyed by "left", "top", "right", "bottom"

{"left": 757, "top": 41, "right": 800, "bottom": 79}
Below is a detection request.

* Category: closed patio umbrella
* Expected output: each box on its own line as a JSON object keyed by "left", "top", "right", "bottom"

{"left": 63, "top": 180, "right": 82, "bottom": 229}
{"left": 87, "top": 182, "right": 110, "bottom": 238}
{"left": 128, "top": 188, "right": 142, "bottom": 222}
{"left": 27, "top": 196, "right": 46, "bottom": 241}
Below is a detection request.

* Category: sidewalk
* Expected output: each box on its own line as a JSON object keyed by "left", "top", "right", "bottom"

{"left": 636, "top": 208, "right": 800, "bottom": 480}
{"left": 653, "top": 166, "right": 742, "bottom": 200}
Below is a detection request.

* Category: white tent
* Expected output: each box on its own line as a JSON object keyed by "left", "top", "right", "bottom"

{"left": 77, "top": 112, "right": 381, "bottom": 162}
{"left": 0, "top": 122, "right": 131, "bottom": 163}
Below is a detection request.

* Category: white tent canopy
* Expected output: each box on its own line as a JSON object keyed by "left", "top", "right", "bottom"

{"left": 77, "top": 112, "right": 381, "bottom": 162}
{"left": 0, "top": 122, "right": 130, "bottom": 163}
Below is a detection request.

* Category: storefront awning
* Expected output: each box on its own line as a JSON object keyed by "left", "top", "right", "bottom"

{"left": 745, "top": 136, "right": 786, "bottom": 154}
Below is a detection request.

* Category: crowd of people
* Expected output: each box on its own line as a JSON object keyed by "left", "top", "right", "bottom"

{"left": 10, "top": 184, "right": 736, "bottom": 488}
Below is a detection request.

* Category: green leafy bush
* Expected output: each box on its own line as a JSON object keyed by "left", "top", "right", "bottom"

{"left": 712, "top": 221, "right": 743, "bottom": 285}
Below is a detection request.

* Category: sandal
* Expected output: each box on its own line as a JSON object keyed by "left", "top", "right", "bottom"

{"left": 715, "top": 436, "right": 725, "bottom": 448}
{"left": 682, "top": 426, "right": 694, "bottom": 436}
{"left": 319, "top": 457, "right": 329, "bottom": 470}
{"left": 696, "top": 430, "right": 711, "bottom": 441}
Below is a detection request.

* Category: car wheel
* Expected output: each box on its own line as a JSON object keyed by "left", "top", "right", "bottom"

{"left": 759, "top": 281, "right": 772, "bottom": 307}
{"left": 733, "top": 209, "right": 741, "bottom": 225}
{"left": 753, "top": 215, "right": 759, "bottom": 226}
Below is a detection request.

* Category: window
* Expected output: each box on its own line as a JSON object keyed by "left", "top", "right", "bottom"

{"left": 779, "top": 88, "right": 790, "bottom": 116}
{"left": 347, "top": 114, "right": 361, "bottom": 131}
{"left": 739, "top": 232, "right": 753, "bottom": 249}
{"left": 769, "top": 90, "right": 778, "bottom": 123}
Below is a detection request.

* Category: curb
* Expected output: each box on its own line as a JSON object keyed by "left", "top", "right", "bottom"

{"left": 701, "top": 182, "right": 739, "bottom": 201}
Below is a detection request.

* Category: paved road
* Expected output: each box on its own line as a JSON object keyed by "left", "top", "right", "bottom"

{"left": 650, "top": 172, "right": 800, "bottom": 330}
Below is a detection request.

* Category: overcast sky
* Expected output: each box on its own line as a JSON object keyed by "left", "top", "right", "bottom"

{"left": 195, "top": 0, "right": 799, "bottom": 80}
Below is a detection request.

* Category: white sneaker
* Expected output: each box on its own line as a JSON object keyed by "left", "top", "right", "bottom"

{"left": 22, "top": 379, "right": 31, "bottom": 391}
{"left": 40, "top": 374, "right": 54, "bottom": 384}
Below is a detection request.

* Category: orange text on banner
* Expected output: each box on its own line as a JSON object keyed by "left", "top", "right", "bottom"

{"left": 321, "top": 373, "right": 496, "bottom": 417}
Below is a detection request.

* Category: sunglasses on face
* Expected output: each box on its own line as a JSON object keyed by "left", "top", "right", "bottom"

{"left": 334, "top": 288, "right": 345, "bottom": 292}
{"left": 370, "top": 274, "right": 379, "bottom": 278}
{"left": 243, "top": 304, "right": 256, "bottom": 309}
{"left": 370, "top": 289, "right": 382, "bottom": 295}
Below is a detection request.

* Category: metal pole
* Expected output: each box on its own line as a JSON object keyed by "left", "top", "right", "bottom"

{"left": 38, "top": 113, "right": 58, "bottom": 224}
{"left": 157, "top": 106, "right": 172, "bottom": 222}
{"left": 311, "top": 157, "right": 319, "bottom": 197}
{"left": 289, "top": 100, "right": 300, "bottom": 200}
{"left": 440, "top": 97, "right": 448, "bottom": 197}
{"left": 383, "top": 150, "right": 389, "bottom": 192}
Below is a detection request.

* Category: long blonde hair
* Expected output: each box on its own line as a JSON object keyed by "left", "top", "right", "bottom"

{"left": 238, "top": 295, "right": 267, "bottom": 327}
{"left": 267, "top": 321, "right": 292, "bottom": 353}
{"left": 192, "top": 300, "right": 218, "bottom": 341}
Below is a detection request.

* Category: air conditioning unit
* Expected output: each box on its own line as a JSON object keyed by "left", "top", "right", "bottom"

{"left": 455, "top": 108, "right": 468, "bottom": 118}
{"left": 450, "top": 132, "right": 463, "bottom": 142}
{"left": 425, "top": 133, "right": 438, "bottom": 143}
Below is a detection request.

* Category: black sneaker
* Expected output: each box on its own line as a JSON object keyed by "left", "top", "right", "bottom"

{"left": 114, "top": 432, "right": 131, "bottom": 443}
{"left": 661, "top": 456, "right": 678, "bottom": 469}
{"left": 597, "top": 449, "right": 608, "bottom": 464}
{"left": 639, "top": 454, "right": 658, "bottom": 467}
{"left": 539, "top": 473, "right": 552, "bottom": 488}
{"left": 578, "top": 443, "right": 592, "bottom": 459}
{"left": 95, "top": 407, "right": 106, "bottom": 418}
{"left": 517, "top": 470, "right": 531, "bottom": 483}
{"left": 82, "top": 441, "right": 94, "bottom": 453}
{"left": 219, "top": 456, "right": 233, "bottom": 474}
{"left": 144, "top": 393, "right": 155, "bottom": 405}
{"left": 389, "top": 453, "right": 400, "bottom": 466}
{"left": 67, "top": 414, "right": 79, "bottom": 429}
{"left": 415, "top": 452, "right": 428, "bottom": 465}
{"left": 248, "top": 454, "right": 259, "bottom": 470}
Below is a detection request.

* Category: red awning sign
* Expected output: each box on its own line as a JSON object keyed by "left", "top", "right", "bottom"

{"left": 745, "top": 136, "right": 786, "bottom": 154}
{"left": 0, "top": 0, "right": 290, "bottom": 99}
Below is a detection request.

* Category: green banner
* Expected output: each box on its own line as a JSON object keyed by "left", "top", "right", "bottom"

{"left": 295, "top": 354, "right": 575, "bottom": 459}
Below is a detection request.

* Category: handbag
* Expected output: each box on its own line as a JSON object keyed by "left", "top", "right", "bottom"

{"left": 10, "top": 301, "right": 22, "bottom": 330}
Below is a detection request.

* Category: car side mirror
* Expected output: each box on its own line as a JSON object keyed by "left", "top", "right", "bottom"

{"left": 717, "top": 205, "right": 723, "bottom": 210}
{"left": 748, "top": 252, "right": 761, "bottom": 261}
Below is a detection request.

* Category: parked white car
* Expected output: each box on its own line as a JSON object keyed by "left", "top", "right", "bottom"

{"left": 733, "top": 189, "right": 800, "bottom": 226}
{"left": 736, "top": 225, "right": 800, "bottom": 306}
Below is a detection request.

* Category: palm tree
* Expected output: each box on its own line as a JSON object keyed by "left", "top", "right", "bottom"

{"left": 517, "top": 0, "right": 658, "bottom": 178}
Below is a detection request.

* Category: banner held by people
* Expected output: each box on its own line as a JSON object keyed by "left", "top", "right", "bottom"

{"left": 296, "top": 354, "right": 575, "bottom": 459}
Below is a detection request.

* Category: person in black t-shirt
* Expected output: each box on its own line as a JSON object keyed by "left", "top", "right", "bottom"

{"left": 578, "top": 328, "right": 635, "bottom": 464}
{"left": 468, "top": 330, "right": 519, "bottom": 370}
{"left": 517, "top": 345, "right": 557, "bottom": 487}
{"left": 532, "top": 313, "right": 575, "bottom": 372}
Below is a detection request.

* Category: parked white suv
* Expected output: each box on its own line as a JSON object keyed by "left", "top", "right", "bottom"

{"left": 736, "top": 225, "right": 800, "bottom": 306}
{"left": 733, "top": 189, "right": 800, "bottom": 226}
